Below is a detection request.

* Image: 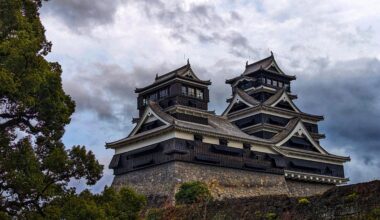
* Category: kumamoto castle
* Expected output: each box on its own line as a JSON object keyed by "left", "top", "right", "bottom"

{"left": 106, "top": 53, "right": 350, "bottom": 204}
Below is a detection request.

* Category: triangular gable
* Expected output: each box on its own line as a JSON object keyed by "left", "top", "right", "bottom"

{"left": 222, "top": 92, "right": 256, "bottom": 116}
{"left": 271, "top": 91, "right": 300, "bottom": 113}
{"left": 274, "top": 121, "right": 328, "bottom": 154}
{"left": 179, "top": 67, "right": 201, "bottom": 81}
{"left": 265, "top": 60, "right": 286, "bottom": 75}
{"left": 282, "top": 135, "right": 318, "bottom": 152}
{"left": 275, "top": 100, "right": 297, "bottom": 111}
{"left": 129, "top": 105, "right": 171, "bottom": 137}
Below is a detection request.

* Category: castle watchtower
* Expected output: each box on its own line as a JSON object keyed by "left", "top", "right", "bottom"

{"left": 135, "top": 60, "right": 211, "bottom": 117}
{"left": 226, "top": 52, "right": 296, "bottom": 102}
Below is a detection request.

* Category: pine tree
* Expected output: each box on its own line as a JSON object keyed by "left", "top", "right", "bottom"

{"left": 0, "top": 0, "right": 104, "bottom": 217}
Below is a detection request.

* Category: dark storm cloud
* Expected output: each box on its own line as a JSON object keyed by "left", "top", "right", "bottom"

{"left": 293, "top": 58, "right": 380, "bottom": 163}
{"left": 43, "top": 0, "right": 121, "bottom": 32}
{"left": 63, "top": 63, "right": 169, "bottom": 124}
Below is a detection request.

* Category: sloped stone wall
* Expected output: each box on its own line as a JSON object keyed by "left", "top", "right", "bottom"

{"left": 112, "top": 161, "right": 335, "bottom": 206}
{"left": 286, "top": 179, "right": 334, "bottom": 197}
{"left": 112, "top": 161, "right": 289, "bottom": 206}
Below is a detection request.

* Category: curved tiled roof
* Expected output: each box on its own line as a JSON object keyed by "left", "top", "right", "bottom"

{"left": 263, "top": 88, "right": 287, "bottom": 105}
{"left": 222, "top": 89, "right": 260, "bottom": 116}
{"left": 269, "top": 117, "right": 301, "bottom": 143}
{"left": 235, "top": 89, "right": 261, "bottom": 106}
{"left": 135, "top": 63, "right": 211, "bottom": 93}
{"left": 243, "top": 54, "right": 274, "bottom": 75}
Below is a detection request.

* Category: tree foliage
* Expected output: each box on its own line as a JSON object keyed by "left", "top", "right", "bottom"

{"left": 25, "top": 187, "right": 147, "bottom": 220}
{"left": 175, "top": 181, "right": 212, "bottom": 205}
{"left": 0, "top": 0, "right": 106, "bottom": 218}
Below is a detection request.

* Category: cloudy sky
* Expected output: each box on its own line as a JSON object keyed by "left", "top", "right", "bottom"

{"left": 39, "top": 0, "right": 380, "bottom": 192}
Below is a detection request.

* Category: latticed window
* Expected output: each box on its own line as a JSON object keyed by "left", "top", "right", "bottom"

{"left": 267, "top": 78, "right": 272, "bottom": 85}
{"left": 159, "top": 88, "right": 168, "bottom": 98}
{"left": 181, "top": 86, "right": 187, "bottom": 95}
{"left": 196, "top": 89, "right": 203, "bottom": 99}
{"left": 142, "top": 98, "right": 147, "bottom": 106}
{"left": 188, "top": 88, "right": 195, "bottom": 97}
{"left": 149, "top": 93, "right": 157, "bottom": 100}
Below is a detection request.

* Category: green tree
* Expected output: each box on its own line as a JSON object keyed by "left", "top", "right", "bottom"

{"left": 24, "top": 187, "right": 146, "bottom": 220}
{"left": 0, "top": 0, "right": 104, "bottom": 218}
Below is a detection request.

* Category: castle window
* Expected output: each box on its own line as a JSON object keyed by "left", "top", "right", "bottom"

{"left": 188, "top": 87, "right": 195, "bottom": 97}
{"left": 267, "top": 79, "right": 272, "bottom": 85}
{"left": 219, "top": 138, "right": 228, "bottom": 146}
{"left": 181, "top": 86, "right": 187, "bottom": 95}
{"left": 278, "top": 81, "right": 283, "bottom": 87}
{"left": 196, "top": 89, "right": 204, "bottom": 99}
{"left": 273, "top": 80, "right": 278, "bottom": 87}
{"left": 149, "top": 93, "right": 157, "bottom": 100}
{"left": 159, "top": 88, "right": 168, "bottom": 98}
{"left": 142, "top": 98, "right": 147, "bottom": 106}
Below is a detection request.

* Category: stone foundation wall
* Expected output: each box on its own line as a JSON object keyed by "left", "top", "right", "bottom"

{"left": 286, "top": 179, "right": 334, "bottom": 197}
{"left": 112, "top": 161, "right": 289, "bottom": 205}
{"left": 112, "top": 161, "right": 336, "bottom": 206}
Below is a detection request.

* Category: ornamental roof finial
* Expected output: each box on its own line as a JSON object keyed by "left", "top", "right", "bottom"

{"left": 270, "top": 51, "right": 274, "bottom": 57}
{"left": 187, "top": 58, "right": 190, "bottom": 65}
{"left": 155, "top": 73, "right": 158, "bottom": 80}
{"left": 246, "top": 61, "right": 248, "bottom": 67}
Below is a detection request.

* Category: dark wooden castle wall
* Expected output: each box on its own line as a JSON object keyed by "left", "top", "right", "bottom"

{"left": 110, "top": 138, "right": 344, "bottom": 179}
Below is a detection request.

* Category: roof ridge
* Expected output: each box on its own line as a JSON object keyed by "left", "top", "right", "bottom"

{"left": 155, "top": 63, "right": 189, "bottom": 80}
{"left": 147, "top": 101, "right": 176, "bottom": 124}
{"left": 246, "top": 54, "right": 273, "bottom": 67}
{"left": 263, "top": 88, "right": 286, "bottom": 105}
{"left": 235, "top": 88, "right": 261, "bottom": 105}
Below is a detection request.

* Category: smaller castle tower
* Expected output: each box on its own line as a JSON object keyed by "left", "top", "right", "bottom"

{"left": 135, "top": 61, "right": 211, "bottom": 117}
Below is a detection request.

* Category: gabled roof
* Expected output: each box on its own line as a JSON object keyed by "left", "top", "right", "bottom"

{"left": 264, "top": 88, "right": 301, "bottom": 112}
{"left": 222, "top": 89, "right": 260, "bottom": 116}
{"left": 128, "top": 101, "right": 174, "bottom": 137}
{"left": 135, "top": 61, "right": 211, "bottom": 93}
{"left": 226, "top": 52, "right": 296, "bottom": 84}
{"left": 272, "top": 118, "right": 328, "bottom": 155}
{"left": 243, "top": 52, "right": 295, "bottom": 78}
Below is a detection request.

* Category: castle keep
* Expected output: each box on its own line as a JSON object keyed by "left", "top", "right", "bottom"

{"left": 106, "top": 53, "right": 350, "bottom": 203}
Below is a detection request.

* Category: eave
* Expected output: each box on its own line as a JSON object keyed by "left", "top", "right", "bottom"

{"left": 227, "top": 104, "right": 324, "bottom": 122}
{"left": 284, "top": 170, "right": 349, "bottom": 184}
{"left": 274, "top": 146, "right": 351, "bottom": 163}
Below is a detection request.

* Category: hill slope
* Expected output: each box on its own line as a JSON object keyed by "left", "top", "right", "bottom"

{"left": 147, "top": 180, "right": 380, "bottom": 220}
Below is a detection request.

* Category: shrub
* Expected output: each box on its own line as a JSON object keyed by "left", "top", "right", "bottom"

{"left": 265, "top": 212, "right": 277, "bottom": 220}
{"left": 365, "top": 207, "right": 380, "bottom": 220}
{"left": 146, "top": 208, "right": 164, "bottom": 220}
{"left": 345, "top": 192, "right": 358, "bottom": 202}
{"left": 298, "top": 197, "right": 310, "bottom": 205}
{"left": 175, "top": 181, "right": 212, "bottom": 204}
